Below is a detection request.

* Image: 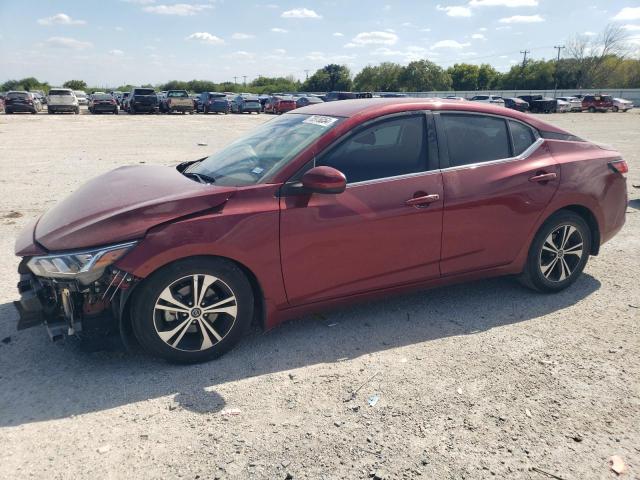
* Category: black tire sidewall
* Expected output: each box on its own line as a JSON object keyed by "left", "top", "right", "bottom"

{"left": 524, "top": 212, "right": 591, "bottom": 292}
{"left": 131, "top": 257, "right": 254, "bottom": 363}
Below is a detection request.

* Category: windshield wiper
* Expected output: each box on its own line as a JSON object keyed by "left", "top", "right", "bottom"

{"left": 182, "top": 171, "right": 216, "bottom": 184}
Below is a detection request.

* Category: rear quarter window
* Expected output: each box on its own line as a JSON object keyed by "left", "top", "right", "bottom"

{"left": 509, "top": 120, "right": 537, "bottom": 156}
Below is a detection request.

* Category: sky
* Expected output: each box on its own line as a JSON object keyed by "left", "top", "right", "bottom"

{"left": 1, "top": 1, "right": 639, "bottom": 87}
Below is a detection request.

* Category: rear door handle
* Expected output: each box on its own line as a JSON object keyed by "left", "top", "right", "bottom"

{"left": 405, "top": 194, "right": 440, "bottom": 207}
{"left": 529, "top": 172, "right": 557, "bottom": 183}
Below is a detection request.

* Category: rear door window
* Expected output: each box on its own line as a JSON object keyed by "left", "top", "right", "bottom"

{"left": 441, "top": 114, "right": 511, "bottom": 167}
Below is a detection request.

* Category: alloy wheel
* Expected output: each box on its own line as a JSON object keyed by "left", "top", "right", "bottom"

{"left": 539, "top": 224, "right": 584, "bottom": 283}
{"left": 153, "top": 274, "right": 238, "bottom": 352}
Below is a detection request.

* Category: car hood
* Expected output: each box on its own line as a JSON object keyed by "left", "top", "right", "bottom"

{"left": 34, "top": 165, "right": 236, "bottom": 251}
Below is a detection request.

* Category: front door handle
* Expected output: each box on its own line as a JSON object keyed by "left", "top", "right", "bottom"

{"left": 405, "top": 194, "right": 440, "bottom": 207}
{"left": 529, "top": 172, "right": 557, "bottom": 183}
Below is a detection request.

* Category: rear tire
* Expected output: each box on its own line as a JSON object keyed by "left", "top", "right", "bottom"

{"left": 519, "top": 211, "right": 591, "bottom": 293}
{"left": 613, "top": 106, "right": 619, "bottom": 112}
{"left": 131, "top": 257, "right": 254, "bottom": 363}
{"left": 588, "top": 106, "right": 596, "bottom": 113}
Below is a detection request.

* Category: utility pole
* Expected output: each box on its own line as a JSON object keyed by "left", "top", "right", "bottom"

{"left": 242, "top": 75, "right": 247, "bottom": 87}
{"left": 233, "top": 76, "right": 238, "bottom": 84}
{"left": 304, "top": 69, "right": 309, "bottom": 80}
{"left": 553, "top": 45, "right": 565, "bottom": 97}
{"left": 520, "top": 49, "right": 530, "bottom": 69}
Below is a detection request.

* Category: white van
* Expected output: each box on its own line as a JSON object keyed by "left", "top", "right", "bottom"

{"left": 47, "top": 88, "right": 80, "bottom": 114}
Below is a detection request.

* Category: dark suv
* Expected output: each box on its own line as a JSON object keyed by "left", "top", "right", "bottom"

{"left": 127, "top": 88, "right": 158, "bottom": 114}
{"left": 325, "top": 91, "right": 373, "bottom": 101}
{"left": 581, "top": 94, "right": 613, "bottom": 113}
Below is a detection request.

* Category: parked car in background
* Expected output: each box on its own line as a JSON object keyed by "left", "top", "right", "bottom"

{"left": 47, "top": 88, "right": 79, "bottom": 114}
{"left": 443, "top": 96, "right": 467, "bottom": 101}
{"left": 120, "top": 92, "right": 130, "bottom": 109}
{"left": 555, "top": 99, "right": 571, "bottom": 113}
{"left": 127, "top": 87, "right": 158, "bottom": 114}
{"left": 88, "top": 93, "right": 118, "bottom": 114}
{"left": 14, "top": 98, "right": 628, "bottom": 363}
{"left": 264, "top": 95, "right": 297, "bottom": 114}
{"left": 518, "top": 95, "right": 557, "bottom": 114}
{"left": 296, "top": 96, "right": 324, "bottom": 108}
{"left": 4, "top": 91, "right": 41, "bottom": 114}
{"left": 469, "top": 95, "right": 505, "bottom": 107}
{"left": 161, "top": 90, "right": 194, "bottom": 114}
{"left": 380, "top": 93, "right": 407, "bottom": 98}
{"left": 233, "top": 95, "right": 261, "bottom": 114}
{"left": 556, "top": 96, "right": 582, "bottom": 112}
{"left": 503, "top": 97, "right": 528, "bottom": 112}
{"left": 197, "top": 92, "right": 228, "bottom": 114}
{"left": 581, "top": 94, "right": 613, "bottom": 113}
{"left": 612, "top": 97, "right": 633, "bottom": 112}
{"left": 325, "top": 91, "right": 357, "bottom": 101}
{"left": 31, "top": 90, "right": 47, "bottom": 105}
{"left": 74, "top": 91, "right": 88, "bottom": 106}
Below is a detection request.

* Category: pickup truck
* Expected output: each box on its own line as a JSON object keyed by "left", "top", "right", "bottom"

{"left": 160, "top": 90, "right": 194, "bottom": 114}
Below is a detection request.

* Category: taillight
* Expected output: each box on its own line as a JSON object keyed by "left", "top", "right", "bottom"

{"left": 110, "top": 99, "right": 116, "bottom": 104}
{"left": 608, "top": 160, "right": 628, "bottom": 175}
{"left": 167, "top": 99, "right": 172, "bottom": 105}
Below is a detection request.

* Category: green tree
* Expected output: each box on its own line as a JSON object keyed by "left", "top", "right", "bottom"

{"left": 303, "top": 64, "right": 352, "bottom": 92}
{"left": 477, "top": 63, "right": 499, "bottom": 90}
{"left": 1, "top": 77, "right": 50, "bottom": 92}
{"left": 63, "top": 79, "right": 88, "bottom": 90}
{"left": 399, "top": 60, "right": 451, "bottom": 91}
{"left": 354, "top": 62, "right": 404, "bottom": 92}
{"left": 447, "top": 63, "right": 479, "bottom": 90}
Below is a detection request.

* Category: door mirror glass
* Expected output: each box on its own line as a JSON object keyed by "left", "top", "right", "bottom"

{"left": 301, "top": 166, "right": 347, "bottom": 194}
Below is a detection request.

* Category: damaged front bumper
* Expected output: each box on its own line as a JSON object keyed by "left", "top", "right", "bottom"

{"left": 14, "top": 264, "right": 138, "bottom": 341}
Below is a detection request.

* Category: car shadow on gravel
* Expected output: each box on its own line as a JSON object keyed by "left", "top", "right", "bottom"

{"left": 0, "top": 274, "right": 600, "bottom": 427}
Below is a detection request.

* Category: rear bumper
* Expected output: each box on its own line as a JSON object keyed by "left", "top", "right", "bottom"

{"left": 242, "top": 107, "right": 261, "bottom": 113}
{"left": 6, "top": 104, "right": 36, "bottom": 112}
{"left": 49, "top": 105, "right": 77, "bottom": 112}
{"left": 168, "top": 105, "right": 193, "bottom": 112}
{"left": 131, "top": 103, "right": 157, "bottom": 112}
{"left": 211, "top": 104, "right": 230, "bottom": 112}
{"left": 91, "top": 104, "right": 117, "bottom": 111}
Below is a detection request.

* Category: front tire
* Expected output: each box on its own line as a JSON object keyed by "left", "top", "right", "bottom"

{"left": 519, "top": 211, "right": 591, "bottom": 293}
{"left": 131, "top": 257, "right": 254, "bottom": 363}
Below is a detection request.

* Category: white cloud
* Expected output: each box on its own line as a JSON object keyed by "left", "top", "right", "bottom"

{"left": 144, "top": 4, "right": 212, "bottom": 16}
{"left": 109, "top": 49, "right": 124, "bottom": 55}
{"left": 436, "top": 5, "right": 472, "bottom": 17}
{"left": 273, "top": 48, "right": 287, "bottom": 54}
{"left": 583, "top": 31, "right": 596, "bottom": 36}
{"left": 333, "top": 32, "right": 344, "bottom": 37}
{"left": 431, "top": 39, "right": 471, "bottom": 49}
{"left": 121, "top": 0, "right": 156, "bottom": 4}
{"left": 622, "top": 24, "right": 640, "bottom": 31}
{"left": 498, "top": 14, "right": 544, "bottom": 23}
{"left": 421, "top": 27, "right": 432, "bottom": 32}
{"left": 281, "top": 8, "right": 322, "bottom": 19}
{"left": 186, "top": 32, "right": 225, "bottom": 45}
{"left": 471, "top": 33, "right": 486, "bottom": 39}
{"left": 371, "top": 46, "right": 429, "bottom": 61}
{"left": 478, "top": 27, "right": 488, "bottom": 31}
{"left": 469, "top": 0, "right": 538, "bottom": 6}
{"left": 612, "top": 7, "right": 640, "bottom": 21}
{"left": 45, "top": 36, "right": 92, "bottom": 49}
{"left": 271, "top": 27, "right": 288, "bottom": 33}
{"left": 233, "top": 50, "right": 255, "bottom": 59}
{"left": 115, "top": 26, "right": 124, "bottom": 31}
{"left": 346, "top": 31, "right": 398, "bottom": 47}
{"left": 495, "top": 25, "right": 511, "bottom": 30}
{"left": 37, "top": 13, "right": 86, "bottom": 26}
{"left": 232, "top": 32, "right": 254, "bottom": 39}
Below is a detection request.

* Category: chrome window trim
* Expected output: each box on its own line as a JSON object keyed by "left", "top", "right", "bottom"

{"left": 347, "top": 169, "right": 441, "bottom": 189}
{"left": 439, "top": 137, "right": 544, "bottom": 173}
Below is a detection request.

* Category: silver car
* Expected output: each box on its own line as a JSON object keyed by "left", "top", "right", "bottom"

{"left": 556, "top": 96, "right": 582, "bottom": 112}
{"left": 469, "top": 94, "right": 505, "bottom": 107}
{"left": 613, "top": 97, "right": 633, "bottom": 112}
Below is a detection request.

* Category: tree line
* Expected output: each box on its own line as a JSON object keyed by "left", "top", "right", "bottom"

{"left": 3, "top": 26, "right": 638, "bottom": 95}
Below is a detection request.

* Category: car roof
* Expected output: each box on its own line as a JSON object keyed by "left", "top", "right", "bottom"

{"left": 291, "top": 97, "right": 570, "bottom": 133}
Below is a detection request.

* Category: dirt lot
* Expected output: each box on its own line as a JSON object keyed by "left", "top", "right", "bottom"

{"left": 0, "top": 109, "right": 638, "bottom": 480}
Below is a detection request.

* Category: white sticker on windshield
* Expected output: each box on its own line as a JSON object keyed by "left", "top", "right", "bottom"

{"left": 251, "top": 167, "right": 264, "bottom": 175}
{"left": 302, "top": 115, "right": 339, "bottom": 128}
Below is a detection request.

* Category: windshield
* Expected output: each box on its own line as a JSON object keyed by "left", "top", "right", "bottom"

{"left": 134, "top": 89, "right": 155, "bottom": 96}
{"left": 49, "top": 90, "right": 72, "bottom": 96}
{"left": 7, "top": 92, "right": 29, "bottom": 99}
{"left": 185, "top": 113, "right": 343, "bottom": 186}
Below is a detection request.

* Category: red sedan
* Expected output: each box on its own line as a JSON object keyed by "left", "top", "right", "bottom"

{"left": 265, "top": 95, "right": 297, "bottom": 114}
{"left": 14, "top": 99, "right": 628, "bottom": 363}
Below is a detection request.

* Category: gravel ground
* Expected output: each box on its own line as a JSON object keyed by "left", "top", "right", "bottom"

{"left": 0, "top": 109, "right": 638, "bottom": 480}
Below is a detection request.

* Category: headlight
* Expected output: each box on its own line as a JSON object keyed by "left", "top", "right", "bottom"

{"left": 27, "top": 241, "right": 137, "bottom": 284}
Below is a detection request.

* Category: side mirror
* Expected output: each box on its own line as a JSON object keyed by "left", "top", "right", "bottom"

{"left": 301, "top": 166, "right": 347, "bottom": 194}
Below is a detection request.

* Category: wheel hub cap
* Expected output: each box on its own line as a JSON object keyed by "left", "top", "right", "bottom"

{"left": 539, "top": 224, "right": 584, "bottom": 283}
